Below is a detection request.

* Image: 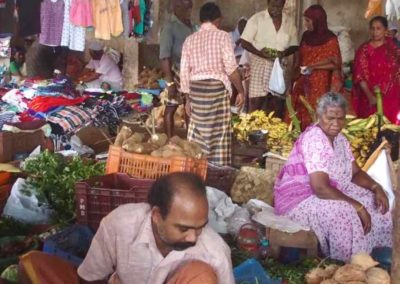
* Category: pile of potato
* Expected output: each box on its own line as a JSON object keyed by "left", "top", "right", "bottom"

{"left": 114, "top": 126, "right": 203, "bottom": 159}
{"left": 305, "top": 253, "right": 390, "bottom": 284}
{"left": 136, "top": 68, "right": 164, "bottom": 89}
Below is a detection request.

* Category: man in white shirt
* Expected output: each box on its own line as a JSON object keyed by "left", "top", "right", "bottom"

{"left": 80, "top": 41, "right": 123, "bottom": 91}
{"left": 241, "top": 0, "right": 298, "bottom": 116}
{"left": 78, "top": 172, "right": 234, "bottom": 284}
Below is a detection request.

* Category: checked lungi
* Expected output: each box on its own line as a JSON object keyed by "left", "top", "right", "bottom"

{"left": 249, "top": 54, "right": 274, "bottom": 98}
{"left": 187, "top": 79, "right": 231, "bottom": 166}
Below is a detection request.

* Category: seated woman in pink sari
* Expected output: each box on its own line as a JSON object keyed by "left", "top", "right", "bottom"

{"left": 352, "top": 16, "right": 400, "bottom": 123}
{"left": 274, "top": 93, "right": 392, "bottom": 261}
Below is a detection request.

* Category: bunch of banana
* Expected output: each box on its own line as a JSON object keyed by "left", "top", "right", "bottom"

{"left": 233, "top": 111, "right": 298, "bottom": 157}
{"left": 342, "top": 113, "right": 400, "bottom": 166}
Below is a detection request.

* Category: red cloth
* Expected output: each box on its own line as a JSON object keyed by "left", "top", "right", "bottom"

{"left": 291, "top": 37, "right": 343, "bottom": 129}
{"left": 352, "top": 39, "right": 400, "bottom": 123}
{"left": 28, "top": 96, "right": 87, "bottom": 113}
{"left": 302, "top": 5, "right": 336, "bottom": 47}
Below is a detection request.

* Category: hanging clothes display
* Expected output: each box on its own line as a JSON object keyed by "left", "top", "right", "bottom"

{"left": 120, "top": 0, "right": 133, "bottom": 38}
{"left": 134, "top": 0, "right": 146, "bottom": 36}
{"left": 61, "top": 0, "right": 86, "bottom": 52}
{"left": 91, "top": 0, "right": 123, "bottom": 40}
{"left": 39, "top": 0, "right": 65, "bottom": 46}
{"left": 70, "top": 0, "right": 93, "bottom": 27}
{"left": 16, "top": 0, "right": 42, "bottom": 38}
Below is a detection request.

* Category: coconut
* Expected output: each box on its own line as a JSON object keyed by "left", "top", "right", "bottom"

{"left": 323, "top": 264, "right": 340, "bottom": 279}
{"left": 366, "top": 267, "right": 390, "bottom": 284}
{"left": 333, "top": 264, "right": 366, "bottom": 282}
{"left": 305, "top": 267, "right": 326, "bottom": 284}
{"left": 350, "top": 252, "right": 379, "bottom": 271}
{"left": 320, "top": 279, "right": 337, "bottom": 284}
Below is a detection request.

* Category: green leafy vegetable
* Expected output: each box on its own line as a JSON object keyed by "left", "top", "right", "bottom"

{"left": 23, "top": 151, "right": 105, "bottom": 225}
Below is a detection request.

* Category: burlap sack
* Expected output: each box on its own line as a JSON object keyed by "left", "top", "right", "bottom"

{"left": 231, "top": 166, "right": 274, "bottom": 205}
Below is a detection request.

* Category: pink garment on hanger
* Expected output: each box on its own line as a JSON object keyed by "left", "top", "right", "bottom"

{"left": 70, "top": 0, "right": 93, "bottom": 27}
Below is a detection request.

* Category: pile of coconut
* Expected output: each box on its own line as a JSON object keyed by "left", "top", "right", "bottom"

{"left": 306, "top": 253, "right": 390, "bottom": 284}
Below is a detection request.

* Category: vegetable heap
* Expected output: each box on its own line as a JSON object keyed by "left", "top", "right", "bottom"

{"left": 23, "top": 151, "right": 105, "bottom": 224}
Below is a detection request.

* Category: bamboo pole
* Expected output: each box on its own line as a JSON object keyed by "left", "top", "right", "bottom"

{"left": 391, "top": 168, "right": 400, "bottom": 283}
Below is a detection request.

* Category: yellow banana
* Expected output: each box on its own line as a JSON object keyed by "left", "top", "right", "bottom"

{"left": 365, "top": 115, "right": 376, "bottom": 129}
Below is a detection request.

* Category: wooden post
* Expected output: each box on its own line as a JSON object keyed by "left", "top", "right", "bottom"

{"left": 391, "top": 171, "right": 400, "bottom": 283}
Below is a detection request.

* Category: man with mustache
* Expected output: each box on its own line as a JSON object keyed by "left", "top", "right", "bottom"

{"left": 78, "top": 172, "right": 234, "bottom": 284}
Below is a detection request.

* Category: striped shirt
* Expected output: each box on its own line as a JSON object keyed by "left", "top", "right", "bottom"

{"left": 180, "top": 23, "right": 238, "bottom": 95}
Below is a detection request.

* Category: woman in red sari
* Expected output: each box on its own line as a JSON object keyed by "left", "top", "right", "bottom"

{"left": 352, "top": 16, "right": 400, "bottom": 123}
{"left": 291, "top": 5, "right": 343, "bottom": 129}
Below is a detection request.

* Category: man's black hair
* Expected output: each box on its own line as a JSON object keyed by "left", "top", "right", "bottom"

{"left": 199, "top": 2, "right": 222, "bottom": 23}
{"left": 148, "top": 172, "right": 206, "bottom": 218}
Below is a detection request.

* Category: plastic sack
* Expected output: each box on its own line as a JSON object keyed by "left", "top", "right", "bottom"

{"left": 234, "top": 258, "right": 280, "bottom": 284}
{"left": 365, "top": 149, "right": 395, "bottom": 210}
{"left": 206, "top": 186, "right": 238, "bottom": 234}
{"left": 226, "top": 206, "right": 251, "bottom": 237}
{"left": 2, "top": 178, "right": 53, "bottom": 224}
{"left": 268, "top": 58, "right": 286, "bottom": 95}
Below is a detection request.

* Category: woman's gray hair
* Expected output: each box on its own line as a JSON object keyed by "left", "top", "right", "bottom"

{"left": 316, "top": 92, "right": 348, "bottom": 116}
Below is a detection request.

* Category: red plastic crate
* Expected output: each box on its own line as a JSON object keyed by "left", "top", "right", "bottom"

{"left": 75, "top": 173, "right": 154, "bottom": 231}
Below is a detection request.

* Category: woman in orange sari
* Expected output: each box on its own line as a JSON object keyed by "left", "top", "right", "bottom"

{"left": 291, "top": 5, "right": 343, "bottom": 129}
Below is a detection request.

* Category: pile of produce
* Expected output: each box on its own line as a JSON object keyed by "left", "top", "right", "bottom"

{"left": 0, "top": 236, "right": 35, "bottom": 259}
{"left": 233, "top": 111, "right": 299, "bottom": 157}
{"left": 343, "top": 114, "right": 400, "bottom": 167}
{"left": 305, "top": 252, "right": 390, "bottom": 284}
{"left": 262, "top": 47, "right": 280, "bottom": 58}
{"left": 114, "top": 126, "right": 203, "bottom": 159}
{"left": 23, "top": 151, "right": 105, "bottom": 224}
{"left": 136, "top": 68, "right": 163, "bottom": 89}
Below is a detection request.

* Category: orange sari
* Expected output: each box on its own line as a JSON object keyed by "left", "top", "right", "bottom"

{"left": 292, "top": 37, "right": 343, "bottom": 129}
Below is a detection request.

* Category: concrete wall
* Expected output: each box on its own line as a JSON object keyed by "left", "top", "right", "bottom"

{"left": 319, "top": 0, "right": 371, "bottom": 49}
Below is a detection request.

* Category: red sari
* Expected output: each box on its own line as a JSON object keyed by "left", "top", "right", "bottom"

{"left": 352, "top": 39, "right": 400, "bottom": 123}
{"left": 292, "top": 37, "right": 343, "bottom": 129}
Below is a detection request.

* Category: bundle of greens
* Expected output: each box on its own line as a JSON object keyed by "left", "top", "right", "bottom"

{"left": 23, "top": 151, "right": 105, "bottom": 224}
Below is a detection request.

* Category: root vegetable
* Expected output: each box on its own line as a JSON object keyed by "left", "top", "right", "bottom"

{"left": 149, "top": 133, "right": 168, "bottom": 147}
{"left": 123, "top": 142, "right": 158, "bottom": 154}
{"left": 123, "top": 132, "right": 145, "bottom": 146}
{"left": 114, "top": 126, "right": 132, "bottom": 146}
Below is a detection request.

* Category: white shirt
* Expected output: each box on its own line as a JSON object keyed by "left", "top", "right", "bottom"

{"left": 78, "top": 203, "right": 234, "bottom": 284}
{"left": 241, "top": 10, "right": 298, "bottom": 51}
{"left": 86, "top": 54, "right": 122, "bottom": 85}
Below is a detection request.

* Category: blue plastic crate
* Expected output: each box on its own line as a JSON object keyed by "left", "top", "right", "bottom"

{"left": 43, "top": 224, "right": 94, "bottom": 267}
{"left": 234, "top": 258, "right": 281, "bottom": 284}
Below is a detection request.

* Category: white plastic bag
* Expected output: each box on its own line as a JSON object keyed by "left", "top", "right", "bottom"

{"left": 2, "top": 178, "right": 53, "bottom": 224}
{"left": 366, "top": 150, "right": 395, "bottom": 211}
{"left": 268, "top": 58, "right": 286, "bottom": 95}
{"left": 206, "top": 186, "right": 238, "bottom": 234}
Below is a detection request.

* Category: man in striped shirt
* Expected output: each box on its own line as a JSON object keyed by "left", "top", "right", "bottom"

{"left": 180, "top": 2, "right": 244, "bottom": 166}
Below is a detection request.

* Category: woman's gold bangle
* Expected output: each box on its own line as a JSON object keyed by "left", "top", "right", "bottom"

{"left": 356, "top": 204, "right": 364, "bottom": 212}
